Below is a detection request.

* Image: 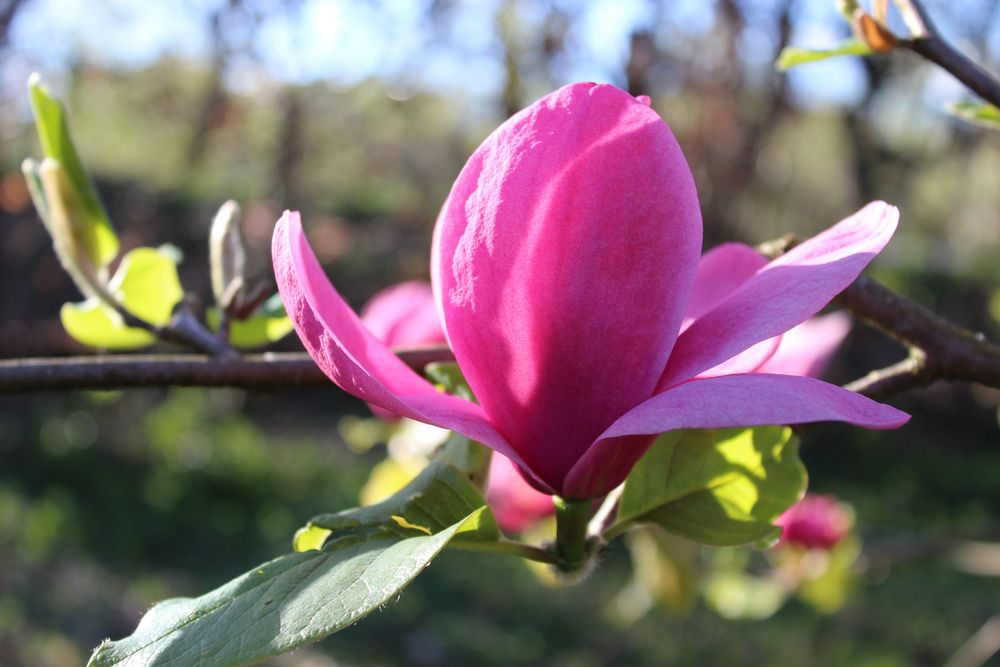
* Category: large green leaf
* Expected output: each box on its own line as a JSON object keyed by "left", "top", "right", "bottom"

{"left": 295, "top": 461, "right": 500, "bottom": 552}
{"left": 88, "top": 509, "right": 485, "bottom": 667}
{"left": 775, "top": 40, "right": 874, "bottom": 71}
{"left": 612, "top": 427, "right": 806, "bottom": 547}
{"left": 947, "top": 101, "right": 1000, "bottom": 130}
{"left": 61, "top": 246, "right": 184, "bottom": 350}
{"left": 207, "top": 293, "right": 294, "bottom": 349}
{"left": 28, "top": 73, "right": 118, "bottom": 268}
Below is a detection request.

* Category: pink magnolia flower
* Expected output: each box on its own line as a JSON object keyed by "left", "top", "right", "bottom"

{"left": 775, "top": 494, "right": 852, "bottom": 550}
{"left": 273, "top": 82, "right": 908, "bottom": 501}
{"left": 487, "top": 454, "right": 555, "bottom": 533}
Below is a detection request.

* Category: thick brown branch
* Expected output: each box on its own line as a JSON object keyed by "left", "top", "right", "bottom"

{"left": 0, "top": 347, "right": 455, "bottom": 393}
{"left": 836, "top": 276, "right": 1000, "bottom": 394}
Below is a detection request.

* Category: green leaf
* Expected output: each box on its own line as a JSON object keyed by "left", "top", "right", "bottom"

{"left": 207, "top": 293, "right": 293, "bottom": 349}
{"left": 61, "top": 246, "right": 184, "bottom": 350}
{"left": 947, "top": 101, "right": 1000, "bottom": 130}
{"left": 294, "top": 461, "right": 500, "bottom": 552}
{"left": 28, "top": 73, "right": 118, "bottom": 268}
{"left": 612, "top": 427, "right": 807, "bottom": 547}
{"left": 775, "top": 40, "right": 874, "bottom": 71}
{"left": 87, "top": 509, "right": 485, "bottom": 667}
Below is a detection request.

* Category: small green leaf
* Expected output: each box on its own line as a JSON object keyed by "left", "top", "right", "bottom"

{"left": 947, "top": 101, "right": 1000, "bottom": 130}
{"left": 295, "top": 461, "right": 500, "bottom": 552}
{"left": 422, "top": 362, "right": 492, "bottom": 487}
{"left": 424, "top": 361, "right": 473, "bottom": 400}
{"left": 87, "top": 509, "right": 485, "bottom": 667}
{"left": 61, "top": 299, "right": 157, "bottom": 349}
{"left": 776, "top": 40, "right": 874, "bottom": 71}
{"left": 61, "top": 246, "right": 184, "bottom": 350}
{"left": 612, "top": 427, "right": 807, "bottom": 547}
{"left": 28, "top": 73, "right": 118, "bottom": 268}
{"left": 207, "top": 293, "right": 293, "bottom": 349}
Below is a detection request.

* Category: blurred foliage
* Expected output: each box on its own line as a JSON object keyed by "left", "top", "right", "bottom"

{"left": 1, "top": 0, "right": 999, "bottom": 665}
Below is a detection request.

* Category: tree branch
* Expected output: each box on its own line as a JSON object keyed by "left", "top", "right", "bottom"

{"left": 836, "top": 276, "right": 1000, "bottom": 397}
{"left": 0, "top": 347, "right": 455, "bottom": 393}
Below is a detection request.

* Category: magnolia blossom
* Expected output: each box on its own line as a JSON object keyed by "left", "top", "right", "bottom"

{"left": 775, "top": 494, "right": 852, "bottom": 550}
{"left": 273, "top": 82, "right": 908, "bottom": 501}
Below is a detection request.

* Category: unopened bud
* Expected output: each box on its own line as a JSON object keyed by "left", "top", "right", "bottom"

{"left": 852, "top": 8, "right": 897, "bottom": 54}
{"left": 35, "top": 158, "right": 105, "bottom": 299}
{"left": 209, "top": 200, "right": 245, "bottom": 311}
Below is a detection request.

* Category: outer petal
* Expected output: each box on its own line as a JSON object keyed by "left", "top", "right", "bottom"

{"left": 273, "top": 211, "right": 546, "bottom": 487}
{"left": 432, "top": 82, "right": 702, "bottom": 492}
{"left": 360, "top": 281, "right": 446, "bottom": 348}
{"left": 562, "top": 373, "right": 908, "bottom": 498}
{"left": 660, "top": 202, "right": 899, "bottom": 388}
{"left": 758, "top": 311, "right": 852, "bottom": 378}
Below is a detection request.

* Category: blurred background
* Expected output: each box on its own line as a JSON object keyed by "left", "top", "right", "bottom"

{"left": 1, "top": 0, "right": 999, "bottom": 665}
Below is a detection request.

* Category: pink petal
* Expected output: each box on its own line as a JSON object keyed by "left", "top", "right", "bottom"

{"left": 562, "top": 373, "right": 909, "bottom": 499}
{"left": 660, "top": 202, "right": 899, "bottom": 388}
{"left": 486, "top": 454, "right": 555, "bottom": 533}
{"left": 432, "top": 82, "right": 702, "bottom": 492}
{"left": 273, "top": 211, "right": 546, "bottom": 487}
{"left": 682, "top": 243, "right": 781, "bottom": 378}
{"left": 757, "top": 312, "right": 852, "bottom": 378}
{"left": 360, "top": 281, "right": 447, "bottom": 349}
{"left": 682, "top": 243, "right": 768, "bottom": 328}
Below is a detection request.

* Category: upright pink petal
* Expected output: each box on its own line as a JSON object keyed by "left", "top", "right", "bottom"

{"left": 660, "top": 202, "right": 898, "bottom": 387}
{"left": 273, "top": 211, "right": 548, "bottom": 488}
{"left": 360, "top": 281, "right": 446, "bottom": 349}
{"left": 487, "top": 454, "right": 555, "bottom": 533}
{"left": 757, "top": 312, "right": 851, "bottom": 378}
{"left": 682, "top": 243, "right": 768, "bottom": 327}
{"left": 432, "top": 82, "right": 702, "bottom": 492}
{"left": 563, "top": 373, "right": 908, "bottom": 498}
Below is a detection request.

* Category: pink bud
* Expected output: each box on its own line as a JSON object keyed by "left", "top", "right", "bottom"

{"left": 775, "top": 494, "right": 852, "bottom": 550}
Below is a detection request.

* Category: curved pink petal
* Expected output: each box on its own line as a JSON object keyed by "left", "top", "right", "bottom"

{"left": 432, "top": 82, "right": 702, "bottom": 492}
{"left": 562, "top": 373, "right": 909, "bottom": 498}
{"left": 360, "top": 281, "right": 446, "bottom": 349}
{"left": 758, "top": 311, "right": 851, "bottom": 378}
{"left": 272, "top": 211, "right": 546, "bottom": 487}
{"left": 660, "top": 202, "right": 899, "bottom": 388}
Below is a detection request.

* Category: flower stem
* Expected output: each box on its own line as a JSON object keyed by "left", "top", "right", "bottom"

{"left": 553, "top": 496, "right": 593, "bottom": 573}
{"left": 447, "top": 539, "right": 559, "bottom": 565}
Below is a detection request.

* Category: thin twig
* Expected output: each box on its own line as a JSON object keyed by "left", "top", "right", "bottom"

{"left": 895, "top": 0, "right": 1000, "bottom": 108}
{"left": 0, "top": 347, "right": 455, "bottom": 393}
